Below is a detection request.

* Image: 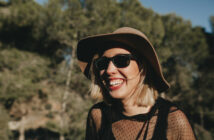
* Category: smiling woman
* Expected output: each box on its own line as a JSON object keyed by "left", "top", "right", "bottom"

{"left": 96, "top": 48, "right": 142, "bottom": 103}
{"left": 76, "top": 27, "right": 197, "bottom": 140}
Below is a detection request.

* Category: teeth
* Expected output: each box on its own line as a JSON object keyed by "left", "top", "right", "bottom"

{"left": 109, "top": 80, "right": 123, "bottom": 86}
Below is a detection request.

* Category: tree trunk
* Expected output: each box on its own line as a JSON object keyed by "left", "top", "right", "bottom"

{"left": 60, "top": 43, "right": 76, "bottom": 139}
{"left": 200, "top": 107, "right": 204, "bottom": 127}
{"left": 60, "top": 135, "right": 65, "bottom": 140}
{"left": 19, "top": 116, "right": 25, "bottom": 140}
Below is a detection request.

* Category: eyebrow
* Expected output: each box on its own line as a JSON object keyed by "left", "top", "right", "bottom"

{"left": 101, "top": 53, "right": 131, "bottom": 57}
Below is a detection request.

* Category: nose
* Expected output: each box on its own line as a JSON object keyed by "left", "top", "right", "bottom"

{"left": 106, "top": 61, "right": 117, "bottom": 75}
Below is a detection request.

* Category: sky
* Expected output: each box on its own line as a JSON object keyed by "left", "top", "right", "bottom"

{"left": 140, "top": 0, "right": 214, "bottom": 33}
{"left": 36, "top": 0, "right": 214, "bottom": 33}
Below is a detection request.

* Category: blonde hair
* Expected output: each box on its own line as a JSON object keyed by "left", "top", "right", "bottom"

{"left": 89, "top": 54, "right": 158, "bottom": 107}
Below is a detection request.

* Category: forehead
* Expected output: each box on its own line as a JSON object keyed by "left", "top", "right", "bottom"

{"left": 102, "top": 47, "right": 131, "bottom": 57}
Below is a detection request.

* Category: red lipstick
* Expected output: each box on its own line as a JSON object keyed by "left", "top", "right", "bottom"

{"left": 108, "top": 78, "right": 124, "bottom": 91}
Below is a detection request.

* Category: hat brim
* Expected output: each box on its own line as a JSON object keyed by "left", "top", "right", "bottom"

{"left": 77, "top": 32, "right": 170, "bottom": 92}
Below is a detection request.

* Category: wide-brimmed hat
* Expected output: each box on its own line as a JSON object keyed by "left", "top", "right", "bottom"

{"left": 77, "top": 27, "right": 170, "bottom": 92}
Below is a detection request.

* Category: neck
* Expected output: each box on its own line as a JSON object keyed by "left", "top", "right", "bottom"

{"left": 116, "top": 87, "right": 151, "bottom": 116}
{"left": 122, "top": 102, "right": 151, "bottom": 116}
{"left": 113, "top": 98, "right": 151, "bottom": 116}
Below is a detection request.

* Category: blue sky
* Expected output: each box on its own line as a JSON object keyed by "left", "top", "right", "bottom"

{"left": 140, "top": 0, "right": 214, "bottom": 33}
{"left": 36, "top": 0, "right": 214, "bottom": 33}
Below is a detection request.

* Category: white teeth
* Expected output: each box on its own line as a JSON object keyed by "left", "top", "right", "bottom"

{"left": 110, "top": 80, "right": 123, "bottom": 86}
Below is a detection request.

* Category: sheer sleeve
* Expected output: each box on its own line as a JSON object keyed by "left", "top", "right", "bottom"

{"left": 85, "top": 107, "right": 102, "bottom": 140}
{"left": 167, "top": 109, "right": 196, "bottom": 140}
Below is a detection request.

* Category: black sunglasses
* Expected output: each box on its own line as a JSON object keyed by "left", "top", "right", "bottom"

{"left": 94, "top": 54, "right": 136, "bottom": 70}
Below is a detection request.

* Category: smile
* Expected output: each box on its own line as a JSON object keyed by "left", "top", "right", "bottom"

{"left": 107, "top": 78, "right": 124, "bottom": 90}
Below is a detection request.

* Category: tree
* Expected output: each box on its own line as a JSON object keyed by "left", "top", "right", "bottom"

{"left": 0, "top": 105, "right": 10, "bottom": 140}
{"left": 192, "top": 15, "right": 214, "bottom": 138}
{"left": 81, "top": 0, "right": 121, "bottom": 35}
{"left": 210, "top": 16, "right": 214, "bottom": 34}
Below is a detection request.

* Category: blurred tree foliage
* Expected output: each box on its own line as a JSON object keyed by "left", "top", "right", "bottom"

{"left": 0, "top": 0, "right": 213, "bottom": 139}
{"left": 0, "top": 105, "right": 11, "bottom": 140}
{"left": 210, "top": 16, "right": 214, "bottom": 33}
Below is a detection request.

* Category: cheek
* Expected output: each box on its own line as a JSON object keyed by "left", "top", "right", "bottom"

{"left": 129, "top": 62, "right": 140, "bottom": 73}
{"left": 133, "top": 63, "right": 140, "bottom": 72}
{"left": 120, "top": 62, "right": 140, "bottom": 78}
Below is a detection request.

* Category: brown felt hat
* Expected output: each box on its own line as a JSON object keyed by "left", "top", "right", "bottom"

{"left": 77, "top": 27, "right": 170, "bottom": 92}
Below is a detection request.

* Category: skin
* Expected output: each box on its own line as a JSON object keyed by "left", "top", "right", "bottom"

{"left": 99, "top": 47, "right": 151, "bottom": 116}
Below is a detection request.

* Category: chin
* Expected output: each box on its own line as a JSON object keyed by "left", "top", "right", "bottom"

{"left": 109, "top": 90, "right": 128, "bottom": 100}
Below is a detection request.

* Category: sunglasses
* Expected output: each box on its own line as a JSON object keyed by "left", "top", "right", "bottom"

{"left": 94, "top": 54, "right": 136, "bottom": 70}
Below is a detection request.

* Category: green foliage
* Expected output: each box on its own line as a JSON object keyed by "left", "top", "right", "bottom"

{"left": 0, "top": 0, "right": 8, "bottom": 6}
{"left": 82, "top": 0, "right": 121, "bottom": 36}
{"left": 0, "top": 105, "right": 10, "bottom": 140}
{"left": 0, "top": 0, "right": 73, "bottom": 62}
{"left": 160, "top": 14, "right": 208, "bottom": 95}
{"left": 46, "top": 121, "right": 60, "bottom": 132}
{"left": 158, "top": 16, "right": 211, "bottom": 133}
{"left": 194, "top": 124, "right": 213, "bottom": 140}
{"left": 210, "top": 16, "right": 214, "bottom": 33}
{"left": 0, "top": 1, "right": 42, "bottom": 46}
{"left": 0, "top": 47, "right": 51, "bottom": 103}
{"left": 70, "top": 60, "right": 91, "bottom": 96}
{"left": 65, "top": 92, "right": 94, "bottom": 140}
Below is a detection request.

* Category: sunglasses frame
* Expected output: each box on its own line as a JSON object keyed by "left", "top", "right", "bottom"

{"left": 94, "top": 54, "right": 136, "bottom": 71}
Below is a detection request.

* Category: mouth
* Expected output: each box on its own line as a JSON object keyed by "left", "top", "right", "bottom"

{"left": 105, "top": 78, "right": 124, "bottom": 90}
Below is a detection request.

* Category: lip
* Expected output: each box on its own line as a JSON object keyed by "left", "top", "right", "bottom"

{"left": 107, "top": 78, "right": 124, "bottom": 91}
{"left": 109, "top": 83, "right": 123, "bottom": 90}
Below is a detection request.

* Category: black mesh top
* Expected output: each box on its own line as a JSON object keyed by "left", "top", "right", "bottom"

{"left": 85, "top": 97, "right": 196, "bottom": 140}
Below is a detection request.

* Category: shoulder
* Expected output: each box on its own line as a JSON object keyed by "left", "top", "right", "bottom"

{"left": 167, "top": 109, "right": 196, "bottom": 139}
{"left": 157, "top": 98, "right": 196, "bottom": 139}
{"left": 88, "top": 101, "right": 109, "bottom": 117}
{"left": 156, "top": 97, "right": 179, "bottom": 112}
{"left": 168, "top": 109, "right": 190, "bottom": 126}
{"left": 88, "top": 101, "right": 106, "bottom": 118}
{"left": 90, "top": 101, "right": 109, "bottom": 110}
{"left": 87, "top": 101, "right": 110, "bottom": 131}
{"left": 158, "top": 98, "right": 196, "bottom": 139}
{"left": 157, "top": 97, "right": 189, "bottom": 120}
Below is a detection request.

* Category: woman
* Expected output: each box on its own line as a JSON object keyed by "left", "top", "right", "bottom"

{"left": 77, "top": 27, "right": 196, "bottom": 140}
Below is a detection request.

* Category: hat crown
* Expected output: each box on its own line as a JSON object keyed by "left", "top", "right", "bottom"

{"left": 113, "top": 27, "right": 149, "bottom": 41}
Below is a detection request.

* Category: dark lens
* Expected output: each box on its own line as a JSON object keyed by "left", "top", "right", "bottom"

{"left": 113, "top": 55, "right": 130, "bottom": 68}
{"left": 95, "top": 57, "right": 109, "bottom": 70}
